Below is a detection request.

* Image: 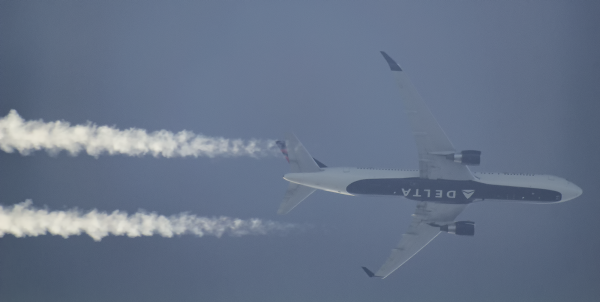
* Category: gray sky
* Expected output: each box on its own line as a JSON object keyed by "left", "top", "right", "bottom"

{"left": 1, "top": 1, "right": 600, "bottom": 301}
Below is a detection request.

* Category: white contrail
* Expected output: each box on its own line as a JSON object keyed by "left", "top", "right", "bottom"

{"left": 0, "top": 200, "right": 298, "bottom": 241}
{"left": 0, "top": 110, "right": 278, "bottom": 158}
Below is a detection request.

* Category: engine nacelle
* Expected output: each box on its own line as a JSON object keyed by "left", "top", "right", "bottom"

{"left": 447, "top": 150, "right": 481, "bottom": 166}
{"left": 440, "top": 221, "right": 475, "bottom": 236}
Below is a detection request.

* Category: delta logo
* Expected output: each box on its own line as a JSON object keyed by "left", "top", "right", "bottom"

{"left": 462, "top": 190, "right": 475, "bottom": 199}
{"left": 400, "top": 188, "right": 476, "bottom": 199}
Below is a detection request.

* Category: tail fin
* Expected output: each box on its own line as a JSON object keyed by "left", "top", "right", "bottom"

{"left": 275, "top": 140, "right": 290, "bottom": 163}
{"left": 276, "top": 133, "right": 325, "bottom": 173}
{"left": 276, "top": 133, "right": 323, "bottom": 214}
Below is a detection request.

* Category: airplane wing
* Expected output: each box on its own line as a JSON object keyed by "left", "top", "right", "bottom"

{"left": 364, "top": 202, "right": 468, "bottom": 279}
{"left": 380, "top": 52, "right": 473, "bottom": 181}
{"left": 359, "top": 53, "right": 472, "bottom": 279}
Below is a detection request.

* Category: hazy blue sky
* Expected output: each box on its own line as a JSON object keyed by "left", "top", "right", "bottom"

{"left": 1, "top": 1, "right": 599, "bottom": 301}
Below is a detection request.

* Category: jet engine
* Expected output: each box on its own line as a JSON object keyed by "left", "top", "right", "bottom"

{"left": 438, "top": 221, "right": 475, "bottom": 236}
{"left": 447, "top": 150, "right": 481, "bottom": 166}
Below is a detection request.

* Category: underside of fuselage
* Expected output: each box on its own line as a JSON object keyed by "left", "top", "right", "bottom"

{"left": 274, "top": 52, "right": 585, "bottom": 279}
{"left": 346, "top": 178, "right": 561, "bottom": 204}
{"left": 283, "top": 167, "right": 582, "bottom": 204}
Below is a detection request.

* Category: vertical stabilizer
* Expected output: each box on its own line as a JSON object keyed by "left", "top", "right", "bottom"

{"left": 276, "top": 133, "right": 322, "bottom": 214}
{"left": 277, "top": 133, "right": 321, "bottom": 173}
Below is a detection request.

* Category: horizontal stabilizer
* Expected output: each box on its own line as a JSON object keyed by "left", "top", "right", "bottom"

{"left": 278, "top": 182, "right": 316, "bottom": 215}
{"left": 313, "top": 158, "right": 327, "bottom": 168}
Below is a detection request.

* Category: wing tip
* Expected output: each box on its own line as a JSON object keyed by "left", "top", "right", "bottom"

{"left": 380, "top": 51, "right": 402, "bottom": 71}
{"left": 361, "top": 266, "right": 378, "bottom": 278}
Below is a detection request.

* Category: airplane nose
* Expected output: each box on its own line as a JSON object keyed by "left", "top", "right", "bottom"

{"left": 572, "top": 183, "right": 583, "bottom": 198}
{"left": 563, "top": 182, "right": 583, "bottom": 201}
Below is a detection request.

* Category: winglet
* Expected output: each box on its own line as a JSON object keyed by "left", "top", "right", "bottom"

{"left": 380, "top": 51, "right": 402, "bottom": 71}
{"left": 361, "top": 266, "right": 377, "bottom": 278}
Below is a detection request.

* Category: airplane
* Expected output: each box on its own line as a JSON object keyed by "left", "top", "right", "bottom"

{"left": 275, "top": 51, "right": 583, "bottom": 279}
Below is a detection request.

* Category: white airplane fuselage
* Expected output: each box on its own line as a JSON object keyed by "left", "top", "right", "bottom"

{"left": 276, "top": 51, "right": 584, "bottom": 279}
{"left": 284, "top": 167, "right": 582, "bottom": 204}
